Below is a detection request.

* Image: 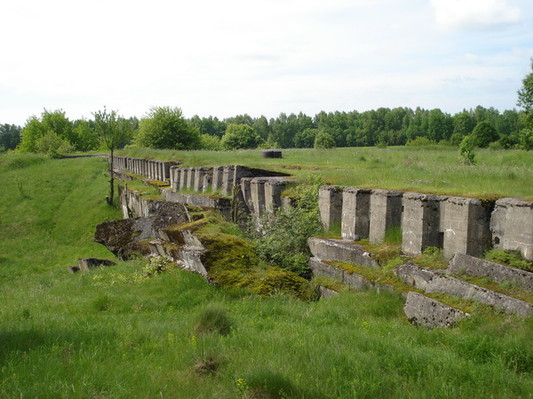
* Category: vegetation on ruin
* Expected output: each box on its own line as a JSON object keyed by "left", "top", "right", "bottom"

{"left": 1, "top": 153, "right": 532, "bottom": 398}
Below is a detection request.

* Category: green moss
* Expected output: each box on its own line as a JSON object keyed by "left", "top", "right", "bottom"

{"left": 355, "top": 240, "right": 404, "bottom": 265}
{"left": 412, "top": 247, "right": 448, "bottom": 270}
{"left": 450, "top": 272, "right": 533, "bottom": 303}
{"left": 484, "top": 249, "right": 533, "bottom": 272}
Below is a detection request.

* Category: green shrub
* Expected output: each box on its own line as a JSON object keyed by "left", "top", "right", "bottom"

{"left": 406, "top": 136, "right": 433, "bottom": 147}
{"left": 314, "top": 131, "right": 336, "bottom": 149}
{"left": 459, "top": 135, "right": 476, "bottom": 164}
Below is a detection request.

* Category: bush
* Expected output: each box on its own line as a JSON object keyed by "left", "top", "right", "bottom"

{"left": 221, "top": 124, "right": 262, "bottom": 150}
{"left": 406, "top": 136, "right": 433, "bottom": 147}
{"left": 484, "top": 249, "right": 533, "bottom": 272}
{"left": 459, "top": 135, "right": 476, "bottom": 164}
{"left": 35, "top": 130, "right": 74, "bottom": 158}
{"left": 314, "top": 132, "right": 336, "bottom": 149}
{"left": 199, "top": 134, "right": 222, "bottom": 150}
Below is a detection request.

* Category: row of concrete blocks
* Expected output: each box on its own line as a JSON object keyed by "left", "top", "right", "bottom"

{"left": 112, "top": 156, "right": 178, "bottom": 182}
{"left": 319, "top": 186, "right": 533, "bottom": 260}
{"left": 168, "top": 165, "right": 293, "bottom": 215}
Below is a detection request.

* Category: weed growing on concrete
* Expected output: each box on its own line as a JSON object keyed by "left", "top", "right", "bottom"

{"left": 484, "top": 249, "right": 533, "bottom": 272}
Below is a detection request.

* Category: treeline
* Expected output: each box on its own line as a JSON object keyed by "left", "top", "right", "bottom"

{"left": 2, "top": 105, "right": 531, "bottom": 157}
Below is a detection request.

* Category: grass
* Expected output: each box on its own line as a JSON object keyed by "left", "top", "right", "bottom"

{"left": 117, "top": 146, "right": 533, "bottom": 200}
{"left": 1, "top": 153, "right": 532, "bottom": 398}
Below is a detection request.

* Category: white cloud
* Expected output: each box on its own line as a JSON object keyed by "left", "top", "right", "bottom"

{"left": 431, "top": 0, "right": 522, "bottom": 31}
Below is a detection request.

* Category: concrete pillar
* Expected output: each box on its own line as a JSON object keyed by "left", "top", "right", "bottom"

{"left": 240, "top": 177, "right": 253, "bottom": 210}
{"left": 490, "top": 198, "right": 533, "bottom": 261}
{"left": 319, "top": 185, "right": 343, "bottom": 231}
{"left": 162, "top": 162, "right": 173, "bottom": 181}
{"left": 369, "top": 189, "right": 403, "bottom": 244}
{"left": 222, "top": 165, "right": 235, "bottom": 196}
{"left": 264, "top": 179, "right": 286, "bottom": 213}
{"left": 401, "top": 193, "right": 444, "bottom": 256}
{"left": 170, "top": 166, "right": 179, "bottom": 191}
{"left": 250, "top": 178, "right": 267, "bottom": 216}
{"left": 440, "top": 196, "right": 494, "bottom": 259}
{"left": 202, "top": 168, "right": 213, "bottom": 193}
{"left": 211, "top": 166, "right": 224, "bottom": 194}
{"left": 180, "top": 168, "right": 188, "bottom": 190}
{"left": 341, "top": 187, "right": 371, "bottom": 241}
{"left": 194, "top": 167, "right": 209, "bottom": 192}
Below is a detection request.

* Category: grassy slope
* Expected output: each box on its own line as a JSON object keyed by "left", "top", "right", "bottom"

{"left": 0, "top": 154, "right": 532, "bottom": 398}
{"left": 118, "top": 146, "right": 533, "bottom": 200}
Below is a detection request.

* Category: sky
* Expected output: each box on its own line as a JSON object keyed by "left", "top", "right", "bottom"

{"left": 1, "top": 0, "right": 532, "bottom": 125}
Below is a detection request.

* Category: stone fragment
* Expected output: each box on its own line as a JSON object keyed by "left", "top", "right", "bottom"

{"left": 404, "top": 292, "right": 468, "bottom": 328}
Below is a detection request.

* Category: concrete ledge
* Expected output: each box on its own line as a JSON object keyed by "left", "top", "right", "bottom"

{"left": 448, "top": 253, "right": 533, "bottom": 290}
{"left": 163, "top": 190, "right": 232, "bottom": 219}
{"left": 404, "top": 292, "right": 468, "bottom": 328}
{"left": 397, "top": 263, "right": 533, "bottom": 316}
{"left": 309, "top": 257, "right": 374, "bottom": 290}
{"left": 319, "top": 286, "right": 339, "bottom": 299}
{"left": 307, "top": 238, "right": 379, "bottom": 268}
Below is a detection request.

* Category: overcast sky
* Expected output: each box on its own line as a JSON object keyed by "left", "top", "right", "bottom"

{"left": 1, "top": 0, "right": 532, "bottom": 125}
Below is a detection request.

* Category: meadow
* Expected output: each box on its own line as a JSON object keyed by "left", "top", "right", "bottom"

{"left": 118, "top": 146, "right": 533, "bottom": 200}
{"left": 0, "top": 152, "right": 532, "bottom": 398}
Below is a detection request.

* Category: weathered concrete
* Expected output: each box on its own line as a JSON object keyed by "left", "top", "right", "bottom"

{"left": 319, "top": 286, "right": 339, "bottom": 299}
{"left": 396, "top": 263, "right": 532, "bottom": 316}
{"left": 490, "top": 198, "right": 533, "bottom": 261}
{"left": 186, "top": 167, "right": 195, "bottom": 189}
{"left": 307, "top": 237, "right": 379, "bottom": 268}
{"left": 163, "top": 189, "right": 232, "bottom": 220}
{"left": 211, "top": 166, "right": 224, "bottom": 193}
{"left": 319, "top": 185, "right": 343, "bottom": 231}
{"left": 202, "top": 168, "right": 213, "bottom": 193}
{"left": 194, "top": 167, "right": 210, "bottom": 192}
{"left": 440, "top": 197, "right": 494, "bottom": 259}
{"left": 448, "top": 253, "right": 533, "bottom": 290}
{"left": 404, "top": 291, "right": 468, "bottom": 328}
{"left": 221, "top": 165, "right": 235, "bottom": 196}
{"left": 369, "top": 189, "right": 403, "bottom": 243}
{"left": 401, "top": 193, "right": 444, "bottom": 256}
{"left": 170, "top": 166, "right": 180, "bottom": 191}
{"left": 341, "top": 187, "right": 371, "bottom": 241}
{"left": 180, "top": 168, "right": 188, "bottom": 190}
{"left": 264, "top": 178, "right": 287, "bottom": 212}
{"left": 250, "top": 178, "right": 268, "bottom": 216}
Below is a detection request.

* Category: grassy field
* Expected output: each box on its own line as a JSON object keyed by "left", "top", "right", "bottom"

{"left": 1, "top": 153, "right": 532, "bottom": 398}
{"left": 117, "top": 146, "right": 533, "bottom": 200}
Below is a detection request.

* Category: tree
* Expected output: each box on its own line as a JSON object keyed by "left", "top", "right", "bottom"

{"left": 221, "top": 124, "right": 262, "bottom": 150}
{"left": 93, "top": 108, "right": 133, "bottom": 205}
{"left": 314, "top": 131, "right": 336, "bottom": 149}
{"left": 471, "top": 121, "right": 499, "bottom": 148}
{"left": 18, "top": 110, "right": 74, "bottom": 153}
{"left": 0, "top": 124, "right": 22, "bottom": 151}
{"left": 517, "top": 59, "right": 533, "bottom": 149}
{"left": 136, "top": 106, "right": 200, "bottom": 149}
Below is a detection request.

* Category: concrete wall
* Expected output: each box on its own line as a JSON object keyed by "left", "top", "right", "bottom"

{"left": 369, "top": 189, "right": 403, "bottom": 243}
{"left": 341, "top": 187, "right": 371, "bottom": 241}
{"left": 490, "top": 198, "right": 533, "bottom": 261}
{"left": 402, "top": 193, "right": 444, "bottom": 256}
{"left": 320, "top": 184, "right": 531, "bottom": 261}
{"left": 319, "top": 186, "right": 343, "bottom": 231}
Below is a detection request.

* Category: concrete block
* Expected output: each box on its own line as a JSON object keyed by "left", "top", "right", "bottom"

{"left": 170, "top": 166, "right": 180, "bottom": 191}
{"left": 319, "top": 286, "right": 339, "bottom": 299}
{"left": 319, "top": 185, "right": 343, "bottom": 231}
{"left": 440, "top": 197, "right": 494, "bottom": 259}
{"left": 264, "top": 178, "right": 286, "bottom": 212}
{"left": 404, "top": 292, "right": 468, "bottom": 328}
{"left": 309, "top": 257, "right": 344, "bottom": 281}
{"left": 180, "top": 168, "right": 188, "bottom": 190}
{"left": 448, "top": 253, "right": 533, "bottom": 290}
{"left": 397, "top": 263, "right": 532, "bottom": 316}
{"left": 369, "top": 189, "right": 403, "bottom": 243}
{"left": 221, "top": 165, "right": 235, "bottom": 196}
{"left": 341, "top": 187, "right": 371, "bottom": 241}
{"left": 401, "top": 192, "right": 444, "bottom": 256}
{"left": 250, "top": 178, "right": 267, "bottom": 215}
{"left": 490, "top": 198, "right": 533, "bottom": 261}
{"left": 307, "top": 237, "right": 379, "bottom": 268}
{"left": 194, "top": 167, "right": 209, "bottom": 192}
{"left": 186, "top": 167, "right": 195, "bottom": 189}
{"left": 211, "top": 166, "right": 224, "bottom": 193}
{"left": 202, "top": 168, "right": 213, "bottom": 193}
{"left": 240, "top": 177, "right": 253, "bottom": 211}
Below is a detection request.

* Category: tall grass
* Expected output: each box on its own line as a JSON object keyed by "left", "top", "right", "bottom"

{"left": 0, "top": 153, "right": 532, "bottom": 398}
{"left": 118, "top": 146, "right": 533, "bottom": 199}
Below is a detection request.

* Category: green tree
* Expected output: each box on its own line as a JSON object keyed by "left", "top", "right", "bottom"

{"left": 471, "top": 121, "right": 499, "bottom": 148}
{"left": 18, "top": 110, "right": 74, "bottom": 153}
{"left": 221, "top": 123, "right": 262, "bottom": 150}
{"left": 0, "top": 124, "right": 21, "bottom": 150}
{"left": 314, "top": 131, "right": 336, "bottom": 149}
{"left": 517, "top": 59, "right": 533, "bottom": 149}
{"left": 459, "top": 135, "right": 476, "bottom": 165}
{"left": 136, "top": 106, "right": 200, "bottom": 149}
{"left": 93, "top": 108, "right": 133, "bottom": 205}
